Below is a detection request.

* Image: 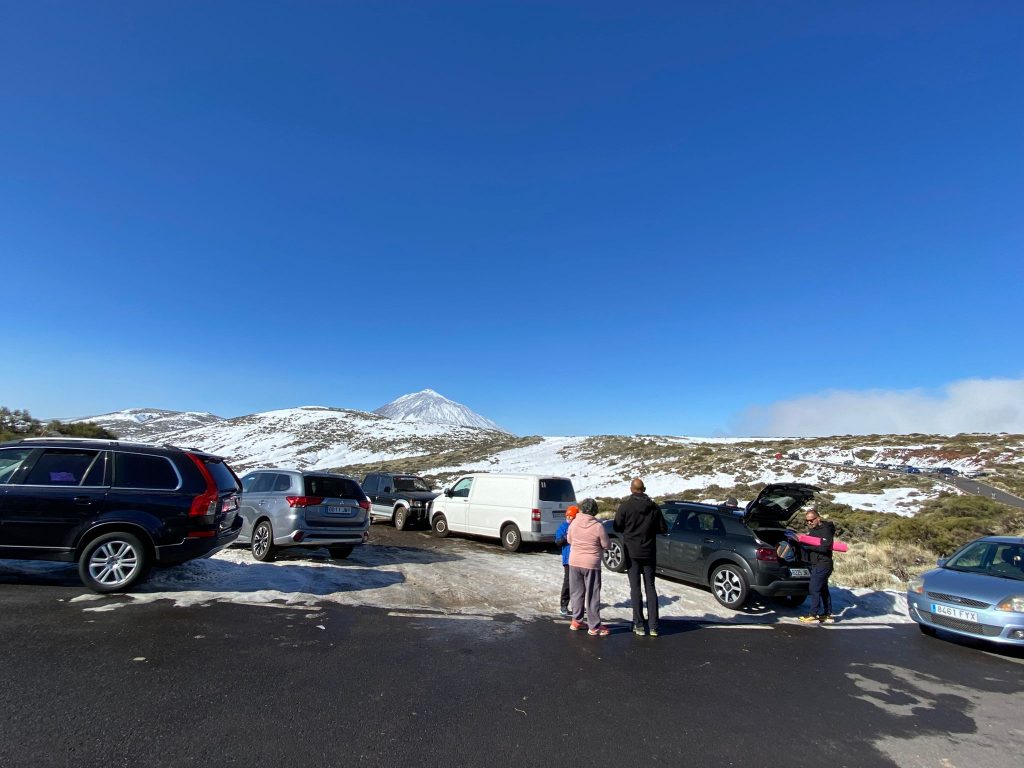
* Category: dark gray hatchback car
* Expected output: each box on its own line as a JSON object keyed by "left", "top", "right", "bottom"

{"left": 602, "top": 482, "right": 821, "bottom": 609}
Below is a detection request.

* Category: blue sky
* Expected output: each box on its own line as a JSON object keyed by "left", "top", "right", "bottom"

{"left": 2, "top": 2, "right": 1022, "bottom": 436}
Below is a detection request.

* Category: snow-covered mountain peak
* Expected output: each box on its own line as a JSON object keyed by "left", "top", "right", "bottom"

{"left": 374, "top": 390, "right": 509, "bottom": 434}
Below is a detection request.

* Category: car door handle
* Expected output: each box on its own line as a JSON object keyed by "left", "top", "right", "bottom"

{"left": 73, "top": 496, "right": 95, "bottom": 506}
{"left": 702, "top": 538, "right": 716, "bottom": 544}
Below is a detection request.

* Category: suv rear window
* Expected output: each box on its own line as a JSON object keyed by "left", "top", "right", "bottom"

{"left": 305, "top": 475, "right": 364, "bottom": 500}
{"left": 114, "top": 453, "right": 179, "bottom": 490}
{"left": 539, "top": 478, "right": 575, "bottom": 503}
{"left": 204, "top": 459, "right": 241, "bottom": 492}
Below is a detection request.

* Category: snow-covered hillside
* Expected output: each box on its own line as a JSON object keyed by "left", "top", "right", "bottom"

{"left": 374, "top": 389, "right": 508, "bottom": 433}
{"left": 72, "top": 408, "right": 223, "bottom": 442}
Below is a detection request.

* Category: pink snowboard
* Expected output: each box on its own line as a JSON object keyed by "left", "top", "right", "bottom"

{"left": 797, "top": 533, "right": 849, "bottom": 552}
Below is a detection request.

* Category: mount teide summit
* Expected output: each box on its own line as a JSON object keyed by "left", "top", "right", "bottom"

{"left": 373, "top": 389, "right": 509, "bottom": 433}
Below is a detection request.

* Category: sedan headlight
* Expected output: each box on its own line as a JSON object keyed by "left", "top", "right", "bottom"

{"left": 908, "top": 577, "right": 925, "bottom": 595}
{"left": 996, "top": 596, "right": 1024, "bottom": 613}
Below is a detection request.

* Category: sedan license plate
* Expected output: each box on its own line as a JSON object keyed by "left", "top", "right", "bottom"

{"left": 932, "top": 603, "right": 979, "bottom": 622}
{"left": 789, "top": 568, "right": 810, "bottom": 578}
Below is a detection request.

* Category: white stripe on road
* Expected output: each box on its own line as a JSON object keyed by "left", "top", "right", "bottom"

{"left": 387, "top": 611, "right": 494, "bottom": 621}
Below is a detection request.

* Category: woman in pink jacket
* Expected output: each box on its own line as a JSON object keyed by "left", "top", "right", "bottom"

{"left": 566, "top": 498, "right": 611, "bottom": 636}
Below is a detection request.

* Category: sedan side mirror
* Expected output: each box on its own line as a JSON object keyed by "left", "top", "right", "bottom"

{"left": 937, "top": 557, "right": 947, "bottom": 568}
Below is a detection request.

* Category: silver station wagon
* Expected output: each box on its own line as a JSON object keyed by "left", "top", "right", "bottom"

{"left": 237, "top": 469, "right": 370, "bottom": 562}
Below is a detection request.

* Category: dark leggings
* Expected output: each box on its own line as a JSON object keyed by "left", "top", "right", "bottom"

{"left": 560, "top": 564, "right": 570, "bottom": 609}
{"left": 628, "top": 558, "right": 659, "bottom": 631}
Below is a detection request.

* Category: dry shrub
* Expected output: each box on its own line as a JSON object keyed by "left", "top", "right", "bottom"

{"left": 833, "top": 541, "right": 936, "bottom": 590}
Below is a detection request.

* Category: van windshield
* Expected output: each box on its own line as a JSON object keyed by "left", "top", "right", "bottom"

{"left": 539, "top": 478, "right": 575, "bottom": 503}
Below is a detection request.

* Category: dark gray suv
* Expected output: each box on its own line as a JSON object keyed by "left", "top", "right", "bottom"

{"left": 361, "top": 472, "right": 438, "bottom": 531}
{"left": 602, "top": 483, "right": 821, "bottom": 609}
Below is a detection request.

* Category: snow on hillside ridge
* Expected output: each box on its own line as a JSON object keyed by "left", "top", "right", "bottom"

{"left": 374, "top": 389, "right": 509, "bottom": 434}
{"left": 71, "top": 408, "right": 224, "bottom": 442}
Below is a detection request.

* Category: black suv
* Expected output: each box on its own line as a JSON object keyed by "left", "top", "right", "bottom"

{"left": 602, "top": 483, "right": 821, "bottom": 610}
{"left": 361, "top": 472, "right": 438, "bottom": 530}
{"left": 0, "top": 438, "right": 242, "bottom": 592}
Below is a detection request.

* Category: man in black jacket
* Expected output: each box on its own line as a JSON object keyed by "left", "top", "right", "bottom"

{"left": 798, "top": 508, "right": 836, "bottom": 624}
{"left": 614, "top": 478, "right": 668, "bottom": 637}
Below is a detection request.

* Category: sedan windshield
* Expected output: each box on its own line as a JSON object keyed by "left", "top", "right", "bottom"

{"left": 945, "top": 541, "right": 1024, "bottom": 581}
{"left": 394, "top": 476, "right": 432, "bottom": 492}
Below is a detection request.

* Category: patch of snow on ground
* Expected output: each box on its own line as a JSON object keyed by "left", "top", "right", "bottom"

{"left": 830, "top": 488, "right": 937, "bottom": 516}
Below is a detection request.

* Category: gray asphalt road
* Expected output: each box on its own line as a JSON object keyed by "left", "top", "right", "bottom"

{"left": 1, "top": 557, "right": 1023, "bottom": 767}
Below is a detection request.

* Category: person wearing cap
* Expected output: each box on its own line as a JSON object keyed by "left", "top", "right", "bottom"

{"left": 614, "top": 478, "right": 668, "bottom": 637}
{"left": 723, "top": 496, "right": 740, "bottom": 510}
{"left": 567, "top": 498, "right": 611, "bottom": 636}
{"left": 554, "top": 504, "right": 580, "bottom": 616}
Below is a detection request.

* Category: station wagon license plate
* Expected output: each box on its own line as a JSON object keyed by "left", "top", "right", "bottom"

{"left": 932, "top": 603, "right": 979, "bottom": 622}
{"left": 789, "top": 568, "right": 810, "bottom": 578}
{"left": 324, "top": 506, "right": 356, "bottom": 517}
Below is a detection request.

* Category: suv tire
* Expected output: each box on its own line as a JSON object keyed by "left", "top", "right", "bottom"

{"left": 251, "top": 520, "right": 278, "bottom": 562}
{"left": 432, "top": 514, "right": 449, "bottom": 538}
{"left": 394, "top": 507, "right": 408, "bottom": 531}
{"left": 710, "top": 563, "right": 749, "bottom": 609}
{"left": 79, "top": 531, "right": 151, "bottom": 593}
{"left": 501, "top": 523, "right": 522, "bottom": 552}
{"left": 329, "top": 545, "right": 353, "bottom": 560}
{"left": 603, "top": 538, "right": 628, "bottom": 573}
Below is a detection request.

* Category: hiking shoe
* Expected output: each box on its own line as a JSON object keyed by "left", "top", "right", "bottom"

{"left": 633, "top": 625, "right": 646, "bottom": 636}
{"left": 797, "top": 615, "right": 821, "bottom": 624}
{"left": 570, "top": 620, "right": 584, "bottom": 631}
{"left": 649, "top": 628, "right": 659, "bottom": 637}
{"left": 588, "top": 625, "right": 610, "bottom": 637}
{"left": 820, "top": 614, "right": 835, "bottom": 624}
{"left": 558, "top": 607, "right": 570, "bottom": 617}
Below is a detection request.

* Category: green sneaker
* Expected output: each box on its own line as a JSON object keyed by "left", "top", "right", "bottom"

{"left": 820, "top": 615, "right": 835, "bottom": 625}
{"left": 649, "top": 628, "right": 659, "bottom": 637}
{"left": 633, "top": 625, "right": 646, "bottom": 636}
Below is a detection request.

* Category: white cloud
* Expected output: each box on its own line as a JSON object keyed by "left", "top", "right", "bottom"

{"left": 735, "top": 377, "right": 1024, "bottom": 437}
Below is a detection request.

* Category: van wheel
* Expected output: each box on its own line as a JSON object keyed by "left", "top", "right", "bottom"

{"left": 251, "top": 520, "right": 278, "bottom": 562}
{"left": 501, "top": 524, "right": 522, "bottom": 552}
{"left": 432, "top": 514, "right": 449, "bottom": 538}
{"left": 602, "top": 538, "right": 628, "bottom": 573}
{"left": 710, "top": 564, "right": 749, "bottom": 609}
{"left": 79, "top": 531, "right": 151, "bottom": 593}
{"left": 394, "top": 507, "right": 408, "bottom": 531}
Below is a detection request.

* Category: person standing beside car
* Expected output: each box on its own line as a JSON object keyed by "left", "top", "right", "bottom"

{"left": 555, "top": 505, "right": 580, "bottom": 616}
{"left": 614, "top": 478, "right": 668, "bottom": 637}
{"left": 567, "top": 499, "right": 611, "bottom": 636}
{"left": 799, "top": 509, "right": 836, "bottom": 624}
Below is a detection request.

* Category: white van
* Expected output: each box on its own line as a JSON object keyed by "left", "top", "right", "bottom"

{"left": 429, "top": 473, "right": 577, "bottom": 551}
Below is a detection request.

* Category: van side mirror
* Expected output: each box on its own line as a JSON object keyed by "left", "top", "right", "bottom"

{"left": 444, "top": 488, "right": 453, "bottom": 497}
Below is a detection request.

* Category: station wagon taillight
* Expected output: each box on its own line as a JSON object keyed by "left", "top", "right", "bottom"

{"left": 185, "top": 452, "right": 219, "bottom": 517}
{"left": 286, "top": 496, "right": 324, "bottom": 508}
{"left": 755, "top": 547, "right": 779, "bottom": 562}
{"left": 531, "top": 508, "right": 541, "bottom": 522}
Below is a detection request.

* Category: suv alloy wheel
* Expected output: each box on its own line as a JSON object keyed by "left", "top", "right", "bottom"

{"left": 251, "top": 519, "right": 277, "bottom": 562}
{"left": 78, "top": 531, "right": 151, "bottom": 593}
{"left": 394, "top": 506, "right": 408, "bottom": 531}
{"left": 710, "top": 563, "right": 749, "bottom": 609}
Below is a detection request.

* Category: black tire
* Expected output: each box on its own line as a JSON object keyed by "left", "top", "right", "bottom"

{"left": 78, "top": 531, "right": 151, "bottom": 593}
{"left": 918, "top": 623, "right": 938, "bottom": 637}
{"left": 603, "top": 537, "right": 628, "bottom": 573}
{"left": 774, "top": 594, "right": 806, "bottom": 608}
{"left": 710, "top": 563, "right": 749, "bottom": 609}
{"left": 432, "top": 514, "right": 450, "bottom": 538}
{"left": 251, "top": 519, "right": 277, "bottom": 562}
{"left": 501, "top": 523, "right": 522, "bottom": 552}
{"left": 394, "top": 506, "right": 408, "bottom": 531}
{"left": 329, "top": 545, "right": 354, "bottom": 560}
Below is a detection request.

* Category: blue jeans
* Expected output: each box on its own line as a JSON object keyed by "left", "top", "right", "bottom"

{"left": 808, "top": 564, "right": 833, "bottom": 616}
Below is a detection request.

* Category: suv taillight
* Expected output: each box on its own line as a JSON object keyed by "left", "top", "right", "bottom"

{"left": 755, "top": 546, "right": 779, "bottom": 562}
{"left": 531, "top": 508, "right": 541, "bottom": 522}
{"left": 286, "top": 496, "right": 324, "bottom": 508}
{"left": 185, "top": 452, "right": 219, "bottom": 517}
{"left": 359, "top": 499, "right": 370, "bottom": 512}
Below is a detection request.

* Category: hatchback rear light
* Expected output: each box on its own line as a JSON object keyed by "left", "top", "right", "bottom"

{"left": 286, "top": 496, "right": 324, "bottom": 508}
{"left": 755, "top": 546, "right": 779, "bottom": 562}
{"left": 531, "top": 508, "right": 541, "bottom": 522}
{"left": 185, "top": 452, "right": 219, "bottom": 518}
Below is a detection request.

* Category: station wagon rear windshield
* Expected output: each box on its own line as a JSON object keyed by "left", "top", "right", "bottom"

{"left": 203, "top": 459, "right": 241, "bottom": 492}
{"left": 305, "top": 475, "right": 364, "bottom": 500}
{"left": 539, "top": 478, "right": 575, "bottom": 503}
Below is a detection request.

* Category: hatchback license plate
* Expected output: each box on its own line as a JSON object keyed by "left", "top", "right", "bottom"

{"left": 932, "top": 603, "right": 979, "bottom": 622}
{"left": 789, "top": 568, "right": 810, "bottom": 578}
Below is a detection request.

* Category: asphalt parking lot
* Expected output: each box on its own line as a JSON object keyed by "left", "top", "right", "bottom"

{"left": 1, "top": 529, "right": 1022, "bottom": 768}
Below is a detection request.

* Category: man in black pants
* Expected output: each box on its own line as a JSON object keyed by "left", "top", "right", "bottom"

{"left": 614, "top": 478, "right": 667, "bottom": 637}
{"left": 798, "top": 508, "right": 836, "bottom": 624}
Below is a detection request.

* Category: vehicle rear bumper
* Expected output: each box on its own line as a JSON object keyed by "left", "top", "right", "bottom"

{"left": 273, "top": 526, "right": 369, "bottom": 547}
{"left": 155, "top": 516, "right": 243, "bottom": 565}
{"left": 750, "top": 578, "right": 810, "bottom": 597}
{"left": 521, "top": 532, "right": 555, "bottom": 544}
{"left": 908, "top": 595, "right": 1024, "bottom": 646}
